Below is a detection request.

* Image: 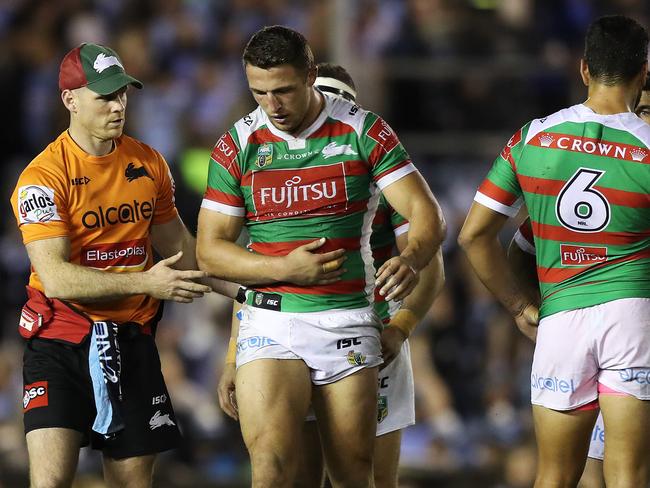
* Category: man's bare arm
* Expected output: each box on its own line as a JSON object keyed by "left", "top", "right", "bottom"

{"left": 397, "top": 237, "right": 445, "bottom": 320}
{"left": 150, "top": 214, "right": 200, "bottom": 269}
{"left": 377, "top": 172, "right": 446, "bottom": 300}
{"left": 506, "top": 232, "right": 540, "bottom": 305}
{"left": 458, "top": 202, "right": 538, "bottom": 341}
{"left": 196, "top": 209, "right": 346, "bottom": 286}
{"left": 27, "top": 236, "right": 210, "bottom": 303}
{"left": 382, "top": 172, "right": 446, "bottom": 270}
{"left": 380, "top": 233, "right": 445, "bottom": 368}
{"left": 151, "top": 215, "right": 240, "bottom": 299}
{"left": 218, "top": 302, "right": 241, "bottom": 421}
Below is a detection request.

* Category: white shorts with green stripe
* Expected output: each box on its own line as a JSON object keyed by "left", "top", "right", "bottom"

{"left": 236, "top": 303, "right": 382, "bottom": 385}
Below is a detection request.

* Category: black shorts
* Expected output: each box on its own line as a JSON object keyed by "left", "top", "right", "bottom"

{"left": 23, "top": 328, "right": 181, "bottom": 459}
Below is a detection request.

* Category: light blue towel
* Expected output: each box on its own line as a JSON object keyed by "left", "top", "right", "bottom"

{"left": 88, "top": 321, "right": 124, "bottom": 436}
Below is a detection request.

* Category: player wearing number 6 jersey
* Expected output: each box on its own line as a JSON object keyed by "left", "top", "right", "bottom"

{"left": 458, "top": 15, "right": 650, "bottom": 487}
{"left": 507, "top": 78, "right": 650, "bottom": 488}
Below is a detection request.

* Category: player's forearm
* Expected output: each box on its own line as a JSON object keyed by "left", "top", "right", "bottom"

{"left": 171, "top": 234, "right": 199, "bottom": 271}
{"left": 230, "top": 302, "right": 242, "bottom": 339}
{"left": 40, "top": 261, "right": 148, "bottom": 303}
{"left": 152, "top": 223, "right": 198, "bottom": 270}
{"left": 152, "top": 224, "right": 241, "bottom": 299}
{"left": 506, "top": 239, "right": 541, "bottom": 306}
{"left": 197, "top": 238, "right": 287, "bottom": 285}
{"left": 401, "top": 248, "right": 445, "bottom": 320}
{"left": 400, "top": 202, "right": 446, "bottom": 271}
{"left": 459, "top": 233, "right": 531, "bottom": 317}
{"left": 224, "top": 301, "right": 242, "bottom": 365}
{"left": 205, "top": 277, "right": 241, "bottom": 300}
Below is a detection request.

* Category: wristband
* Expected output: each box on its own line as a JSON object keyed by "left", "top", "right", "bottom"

{"left": 235, "top": 286, "right": 248, "bottom": 304}
{"left": 389, "top": 309, "right": 419, "bottom": 338}
{"left": 225, "top": 337, "right": 237, "bottom": 365}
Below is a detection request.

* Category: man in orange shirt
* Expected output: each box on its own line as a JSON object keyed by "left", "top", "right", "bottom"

{"left": 10, "top": 43, "right": 243, "bottom": 487}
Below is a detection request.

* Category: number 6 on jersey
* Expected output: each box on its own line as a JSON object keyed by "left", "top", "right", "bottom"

{"left": 556, "top": 168, "right": 611, "bottom": 232}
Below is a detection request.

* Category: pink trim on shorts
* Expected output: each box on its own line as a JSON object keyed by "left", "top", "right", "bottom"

{"left": 574, "top": 399, "right": 599, "bottom": 411}
{"left": 598, "top": 382, "right": 626, "bottom": 396}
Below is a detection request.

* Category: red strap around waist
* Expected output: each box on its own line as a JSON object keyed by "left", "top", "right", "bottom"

{"left": 21, "top": 286, "right": 93, "bottom": 344}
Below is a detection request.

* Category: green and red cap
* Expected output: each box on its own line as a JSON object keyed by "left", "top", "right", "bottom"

{"left": 59, "top": 43, "right": 143, "bottom": 95}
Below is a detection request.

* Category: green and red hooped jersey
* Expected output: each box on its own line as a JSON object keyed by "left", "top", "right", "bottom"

{"left": 475, "top": 104, "right": 650, "bottom": 318}
{"left": 513, "top": 218, "right": 535, "bottom": 256}
{"left": 202, "top": 93, "right": 416, "bottom": 313}
{"left": 371, "top": 194, "right": 409, "bottom": 323}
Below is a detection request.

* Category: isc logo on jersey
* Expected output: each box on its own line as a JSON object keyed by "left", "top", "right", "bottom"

{"left": 251, "top": 163, "right": 348, "bottom": 220}
{"left": 18, "top": 185, "right": 62, "bottom": 224}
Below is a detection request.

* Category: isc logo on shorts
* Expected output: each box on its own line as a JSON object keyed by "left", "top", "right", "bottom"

{"left": 23, "top": 381, "right": 48, "bottom": 411}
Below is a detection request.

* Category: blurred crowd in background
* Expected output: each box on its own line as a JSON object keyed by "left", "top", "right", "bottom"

{"left": 1, "top": 1, "right": 649, "bottom": 487}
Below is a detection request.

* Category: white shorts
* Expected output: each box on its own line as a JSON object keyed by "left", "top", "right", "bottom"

{"left": 305, "top": 338, "right": 415, "bottom": 437}
{"left": 376, "top": 339, "right": 415, "bottom": 436}
{"left": 236, "top": 304, "right": 382, "bottom": 385}
{"left": 587, "top": 412, "right": 605, "bottom": 461}
{"left": 531, "top": 298, "right": 650, "bottom": 410}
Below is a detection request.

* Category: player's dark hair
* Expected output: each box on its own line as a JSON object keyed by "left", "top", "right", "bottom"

{"left": 243, "top": 25, "right": 314, "bottom": 74}
{"left": 316, "top": 63, "right": 356, "bottom": 91}
{"left": 584, "top": 15, "right": 648, "bottom": 85}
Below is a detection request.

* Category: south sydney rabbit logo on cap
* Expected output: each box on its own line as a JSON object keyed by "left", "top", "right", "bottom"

{"left": 59, "top": 43, "right": 143, "bottom": 95}
{"left": 93, "top": 52, "right": 124, "bottom": 73}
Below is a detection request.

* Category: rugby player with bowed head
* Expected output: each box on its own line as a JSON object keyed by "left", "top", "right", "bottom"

{"left": 217, "top": 62, "right": 445, "bottom": 488}
{"left": 198, "top": 26, "right": 445, "bottom": 488}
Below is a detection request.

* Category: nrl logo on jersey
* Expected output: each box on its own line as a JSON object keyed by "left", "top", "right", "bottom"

{"left": 256, "top": 143, "right": 273, "bottom": 168}
{"left": 321, "top": 141, "right": 358, "bottom": 159}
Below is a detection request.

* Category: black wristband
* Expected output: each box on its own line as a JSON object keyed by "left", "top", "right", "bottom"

{"left": 235, "top": 286, "right": 248, "bottom": 304}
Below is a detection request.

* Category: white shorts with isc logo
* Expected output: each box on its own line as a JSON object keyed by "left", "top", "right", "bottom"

{"left": 376, "top": 338, "right": 415, "bottom": 436}
{"left": 304, "top": 336, "right": 414, "bottom": 437}
{"left": 236, "top": 303, "right": 382, "bottom": 385}
{"left": 531, "top": 298, "right": 650, "bottom": 410}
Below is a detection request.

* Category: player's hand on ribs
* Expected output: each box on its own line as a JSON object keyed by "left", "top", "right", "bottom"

{"left": 375, "top": 255, "right": 419, "bottom": 301}
{"left": 282, "top": 237, "right": 347, "bottom": 285}
{"left": 145, "top": 251, "right": 211, "bottom": 303}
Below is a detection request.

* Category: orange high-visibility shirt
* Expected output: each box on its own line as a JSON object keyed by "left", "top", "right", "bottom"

{"left": 11, "top": 131, "right": 178, "bottom": 327}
